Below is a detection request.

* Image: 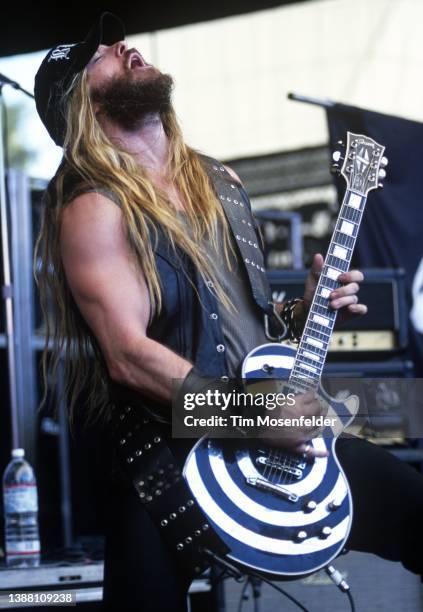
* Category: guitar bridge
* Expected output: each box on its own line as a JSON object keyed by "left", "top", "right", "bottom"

{"left": 256, "top": 456, "right": 303, "bottom": 479}
{"left": 246, "top": 477, "right": 299, "bottom": 502}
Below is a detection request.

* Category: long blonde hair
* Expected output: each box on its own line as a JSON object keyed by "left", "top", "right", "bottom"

{"left": 34, "top": 70, "right": 235, "bottom": 430}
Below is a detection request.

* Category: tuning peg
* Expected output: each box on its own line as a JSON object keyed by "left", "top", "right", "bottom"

{"left": 332, "top": 150, "right": 343, "bottom": 163}
{"left": 378, "top": 168, "right": 386, "bottom": 179}
{"left": 380, "top": 156, "right": 388, "bottom": 167}
{"left": 330, "top": 164, "right": 340, "bottom": 175}
{"left": 378, "top": 182, "right": 384, "bottom": 189}
{"left": 337, "top": 140, "right": 345, "bottom": 148}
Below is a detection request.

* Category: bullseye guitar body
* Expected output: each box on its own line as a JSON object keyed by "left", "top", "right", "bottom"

{"left": 184, "top": 132, "right": 387, "bottom": 578}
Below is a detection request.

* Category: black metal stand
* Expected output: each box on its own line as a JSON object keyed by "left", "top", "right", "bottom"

{"left": 0, "top": 77, "right": 34, "bottom": 450}
{"left": 0, "top": 77, "right": 37, "bottom": 449}
{"left": 0, "top": 75, "right": 75, "bottom": 549}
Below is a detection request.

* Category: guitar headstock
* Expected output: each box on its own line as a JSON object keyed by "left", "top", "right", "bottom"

{"left": 331, "top": 132, "right": 388, "bottom": 196}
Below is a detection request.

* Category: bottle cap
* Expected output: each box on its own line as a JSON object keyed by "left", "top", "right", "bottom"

{"left": 11, "top": 448, "right": 25, "bottom": 458}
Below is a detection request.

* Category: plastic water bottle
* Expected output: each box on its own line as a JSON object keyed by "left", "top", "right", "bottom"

{"left": 3, "top": 448, "right": 41, "bottom": 567}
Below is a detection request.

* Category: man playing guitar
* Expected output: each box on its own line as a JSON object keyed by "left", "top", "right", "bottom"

{"left": 33, "top": 12, "right": 423, "bottom": 612}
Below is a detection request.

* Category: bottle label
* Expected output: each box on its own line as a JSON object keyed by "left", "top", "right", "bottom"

{"left": 4, "top": 485, "right": 38, "bottom": 513}
{"left": 6, "top": 539, "right": 40, "bottom": 555}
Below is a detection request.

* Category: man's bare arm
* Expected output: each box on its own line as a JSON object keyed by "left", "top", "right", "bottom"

{"left": 60, "top": 192, "right": 192, "bottom": 404}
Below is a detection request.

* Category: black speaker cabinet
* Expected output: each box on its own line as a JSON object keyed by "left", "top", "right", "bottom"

{"left": 268, "top": 268, "right": 408, "bottom": 356}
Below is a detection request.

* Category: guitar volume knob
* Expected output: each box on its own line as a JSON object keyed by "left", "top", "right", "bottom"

{"left": 320, "top": 526, "right": 332, "bottom": 538}
{"left": 294, "top": 530, "right": 308, "bottom": 542}
{"left": 303, "top": 500, "right": 317, "bottom": 513}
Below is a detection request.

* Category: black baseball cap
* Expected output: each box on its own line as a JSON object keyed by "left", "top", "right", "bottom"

{"left": 34, "top": 12, "right": 125, "bottom": 147}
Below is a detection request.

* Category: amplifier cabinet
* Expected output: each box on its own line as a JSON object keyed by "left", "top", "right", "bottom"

{"left": 255, "top": 211, "right": 303, "bottom": 270}
{"left": 268, "top": 268, "right": 408, "bottom": 354}
{"left": 322, "top": 359, "right": 416, "bottom": 443}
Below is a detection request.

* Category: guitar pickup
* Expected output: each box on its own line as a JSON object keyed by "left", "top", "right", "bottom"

{"left": 246, "top": 477, "right": 299, "bottom": 502}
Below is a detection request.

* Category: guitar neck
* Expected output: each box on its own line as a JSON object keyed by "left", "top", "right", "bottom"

{"left": 289, "top": 188, "right": 368, "bottom": 391}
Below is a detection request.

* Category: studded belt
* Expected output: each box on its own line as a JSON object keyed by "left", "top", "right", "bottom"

{"left": 111, "top": 403, "right": 230, "bottom": 575}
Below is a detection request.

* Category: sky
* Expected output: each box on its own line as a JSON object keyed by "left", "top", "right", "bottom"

{"left": 0, "top": 49, "right": 63, "bottom": 179}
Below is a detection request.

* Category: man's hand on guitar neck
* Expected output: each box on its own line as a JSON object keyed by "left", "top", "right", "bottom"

{"left": 304, "top": 253, "right": 368, "bottom": 327}
{"left": 273, "top": 254, "right": 367, "bottom": 334}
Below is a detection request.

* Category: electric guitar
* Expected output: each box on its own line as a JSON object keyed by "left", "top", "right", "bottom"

{"left": 183, "top": 132, "right": 387, "bottom": 579}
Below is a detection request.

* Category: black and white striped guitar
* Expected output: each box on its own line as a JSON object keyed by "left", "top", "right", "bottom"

{"left": 184, "top": 133, "right": 387, "bottom": 578}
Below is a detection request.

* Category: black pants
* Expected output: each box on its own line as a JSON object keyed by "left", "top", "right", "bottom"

{"left": 102, "top": 437, "right": 423, "bottom": 611}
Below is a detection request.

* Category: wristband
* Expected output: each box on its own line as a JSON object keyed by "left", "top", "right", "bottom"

{"left": 174, "top": 367, "right": 247, "bottom": 437}
{"left": 280, "top": 298, "right": 306, "bottom": 343}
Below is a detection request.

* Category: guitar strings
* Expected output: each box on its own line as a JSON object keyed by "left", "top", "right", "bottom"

{"left": 261, "top": 144, "right": 377, "bottom": 489}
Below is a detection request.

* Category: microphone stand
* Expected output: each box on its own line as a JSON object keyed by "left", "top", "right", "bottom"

{"left": 0, "top": 77, "right": 75, "bottom": 550}
{"left": 0, "top": 72, "right": 35, "bottom": 100}
{"left": 287, "top": 91, "right": 336, "bottom": 108}
{"left": 0, "top": 74, "right": 34, "bottom": 450}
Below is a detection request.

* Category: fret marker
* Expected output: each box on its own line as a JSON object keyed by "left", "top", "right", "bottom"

{"left": 340, "top": 220, "right": 355, "bottom": 236}
{"left": 320, "top": 287, "right": 331, "bottom": 298}
{"left": 313, "top": 314, "right": 330, "bottom": 327}
{"left": 326, "top": 267, "right": 341, "bottom": 281}
{"left": 333, "top": 245, "right": 348, "bottom": 260}
{"left": 348, "top": 193, "right": 362, "bottom": 209}
{"left": 305, "top": 337, "right": 324, "bottom": 349}
{"left": 299, "top": 363, "right": 318, "bottom": 374}
{"left": 302, "top": 350, "right": 321, "bottom": 362}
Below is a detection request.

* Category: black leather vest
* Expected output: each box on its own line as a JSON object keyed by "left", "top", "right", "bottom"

{"left": 149, "top": 155, "right": 274, "bottom": 358}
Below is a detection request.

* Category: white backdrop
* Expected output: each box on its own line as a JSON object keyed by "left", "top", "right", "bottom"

{"left": 1, "top": 0, "right": 422, "bottom": 177}
{"left": 134, "top": 0, "right": 423, "bottom": 159}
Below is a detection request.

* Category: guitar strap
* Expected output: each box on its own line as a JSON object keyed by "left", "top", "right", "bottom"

{"left": 110, "top": 404, "right": 230, "bottom": 575}
{"left": 200, "top": 155, "right": 274, "bottom": 315}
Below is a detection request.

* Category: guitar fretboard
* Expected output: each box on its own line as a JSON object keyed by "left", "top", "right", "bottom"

{"left": 289, "top": 189, "right": 367, "bottom": 392}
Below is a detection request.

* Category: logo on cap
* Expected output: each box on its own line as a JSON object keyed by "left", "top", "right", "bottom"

{"left": 48, "top": 44, "right": 77, "bottom": 62}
